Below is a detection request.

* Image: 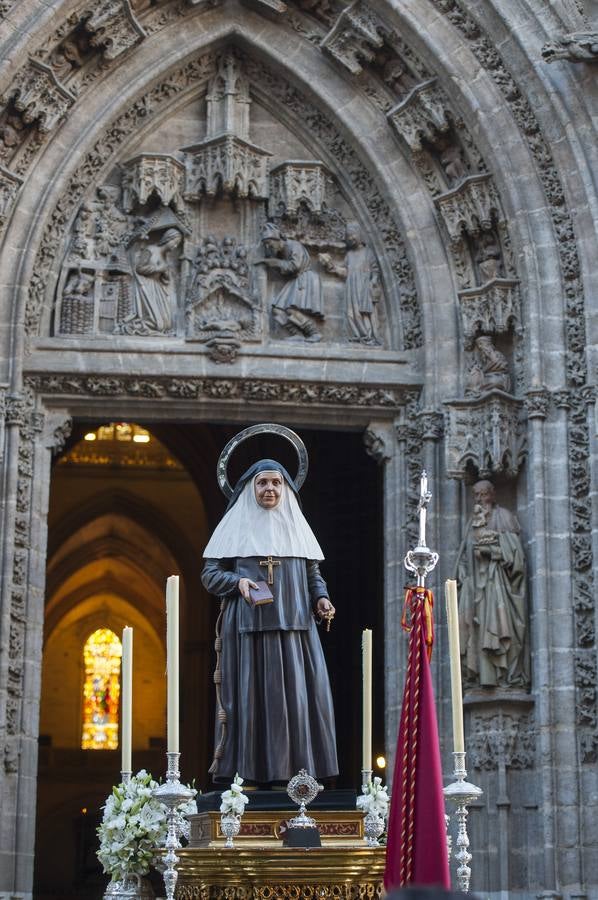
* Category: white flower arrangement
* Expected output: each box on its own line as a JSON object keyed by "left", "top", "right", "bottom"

{"left": 219, "top": 772, "right": 249, "bottom": 816}
{"left": 357, "top": 776, "right": 390, "bottom": 819}
{"left": 97, "top": 769, "right": 197, "bottom": 880}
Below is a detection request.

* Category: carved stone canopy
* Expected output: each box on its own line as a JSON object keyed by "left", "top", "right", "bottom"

{"left": 269, "top": 161, "right": 329, "bottom": 217}
{"left": 458, "top": 278, "right": 521, "bottom": 345}
{"left": 435, "top": 173, "right": 502, "bottom": 243}
{"left": 183, "top": 135, "right": 271, "bottom": 201}
{"left": 5, "top": 59, "right": 76, "bottom": 134}
{"left": 444, "top": 390, "right": 525, "bottom": 480}
{"left": 387, "top": 79, "right": 450, "bottom": 153}
{"left": 321, "top": 0, "right": 385, "bottom": 74}
{"left": 121, "top": 154, "right": 186, "bottom": 211}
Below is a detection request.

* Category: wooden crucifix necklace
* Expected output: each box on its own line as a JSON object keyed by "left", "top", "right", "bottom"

{"left": 259, "top": 555, "right": 281, "bottom": 586}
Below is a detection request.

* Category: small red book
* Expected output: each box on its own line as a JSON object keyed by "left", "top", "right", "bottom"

{"left": 248, "top": 581, "right": 274, "bottom": 606}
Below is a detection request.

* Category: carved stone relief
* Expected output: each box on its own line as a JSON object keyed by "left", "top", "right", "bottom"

{"left": 319, "top": 221, "right": 381, "bottom": 345}
{"left": 24, "top": 373, "right": 401, "bottom": 410}
{"left": 444, "top": 391, "right": 525, "bottom": 480}
{"left": 0, "top": 165, "right": 23, "bottom": 231}
{"left": 465, "top": 335, "right": 511, "bottom": 396}
{"left": 40, "top": 47, "right": 401, "bottom": 354}
{"left": 469, "top": 710, "right": 535, "bottom": 770}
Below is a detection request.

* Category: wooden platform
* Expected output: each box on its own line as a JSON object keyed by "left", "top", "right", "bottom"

{"left": 175, "top": 844, "right": 385, "bottom": 899}
{"left": 188, "top": 809, "right": 366, "bottom": 848}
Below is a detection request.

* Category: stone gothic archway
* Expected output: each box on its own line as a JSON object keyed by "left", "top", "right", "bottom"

{"left": 0, "top": 0, "right": 597, "bottom": 896}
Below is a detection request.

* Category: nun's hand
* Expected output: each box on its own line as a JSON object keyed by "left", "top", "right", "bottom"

{"left": 316, "top": 598, "right": 335, "bottom": 621}
{"left": 239, "top": 577, "right": 258, "bottom": 603}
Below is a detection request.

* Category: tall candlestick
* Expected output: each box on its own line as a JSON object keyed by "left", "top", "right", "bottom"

{"left": 121, "top": 626, "right": 133, "bottom": 775}
{"left": 445, "top": 579, "right": 465, "bottom": 754}
{"left": 362, "top": 628, "right": 373, "bottom": 776}
{"left": 166, "top": 576, "right": 179, "bottom": 754}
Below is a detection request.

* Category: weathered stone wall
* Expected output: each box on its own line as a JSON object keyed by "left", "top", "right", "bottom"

{"left": 0, "top": 0, "right": 597, "bottom": 896}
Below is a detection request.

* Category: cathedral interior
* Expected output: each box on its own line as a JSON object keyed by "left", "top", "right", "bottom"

{"left": 0, "top": 0, "right": 597, "bottom": 897}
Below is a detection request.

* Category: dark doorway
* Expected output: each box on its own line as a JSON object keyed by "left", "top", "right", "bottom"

{"left": 35, "top": 420, "right": 384, "bottom": 899}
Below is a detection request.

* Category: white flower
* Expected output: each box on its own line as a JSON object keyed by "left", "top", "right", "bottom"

{"left": 357, "top": 778, "right": 389, "bottom": 820}
{"left": 220, "top": 773, "right": 249, "bottom": 816}
{"left": 97, "top": 770, "right": 197, "bottom": 880}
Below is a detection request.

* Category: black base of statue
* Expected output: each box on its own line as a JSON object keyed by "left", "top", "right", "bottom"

{"left": 283, "top": 824, "right": 321, "bottom": 848}
{"left": 198, "top": 789, "right": 355, "bottom": 813}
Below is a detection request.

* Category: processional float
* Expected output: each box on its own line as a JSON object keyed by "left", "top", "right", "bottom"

{"left": 97, "top": 424, "right": 482, "bottom": 899}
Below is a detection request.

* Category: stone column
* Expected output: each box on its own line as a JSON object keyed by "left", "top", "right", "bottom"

{"left": 0, "top": 390, "right": 70, "bottom": 899}
{"left": 364, "top": 414, "right": 409, "bottom": 771}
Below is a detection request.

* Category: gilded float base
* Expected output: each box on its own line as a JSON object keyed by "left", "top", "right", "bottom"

{"left": 174, "top": 845, "right": 385, "bottom": 899}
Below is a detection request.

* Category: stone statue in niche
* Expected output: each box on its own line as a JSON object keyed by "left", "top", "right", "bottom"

{"left": 438, "top": 139, "right": 469, "bottom": 186}
{"left": 475, "top": 230, "right": 503, "bottom": 283}
{"left": 455, "top": 480, "right": 530, "bottom": 689}
{"left": 319, "top": 222, "right": 381, "bottom": 345}
{"left": 465, "top": 335, "right": 511, "bottom": 395}
{"left": 255, "top": 222, "right": 324, "bottom": 342}
{"left": 119, "top": 227, "right": 183, "bottom": 335}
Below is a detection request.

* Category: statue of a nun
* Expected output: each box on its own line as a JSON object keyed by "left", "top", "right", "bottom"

{"left": 202, "top": 442, "right": 338, "bottom": 785}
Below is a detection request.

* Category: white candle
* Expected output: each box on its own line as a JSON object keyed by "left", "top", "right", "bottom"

{"left": 166, "top": 575, "right": 179, "bottom": 753}
{"left": 445, "top": 579, "right": 465, "bottom": 754}
{"left": 362, "top": 628, "right": 373, "bottom": 774}
{"left": 419, "top": 470, "right": 428, "bottom": 546}
{"left": 121, "top": 626, "right": 133, "bottom": 774}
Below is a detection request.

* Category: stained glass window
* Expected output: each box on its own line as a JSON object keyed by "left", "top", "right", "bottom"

{"left": 81, "top": 628, "right": 122, "bottom": 750}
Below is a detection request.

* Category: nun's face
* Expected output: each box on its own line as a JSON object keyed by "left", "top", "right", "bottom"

{"left": 254, "top": 471, "right": 283, "bottom": 509}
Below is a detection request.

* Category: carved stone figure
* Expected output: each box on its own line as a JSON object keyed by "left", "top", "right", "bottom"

{"left": 94, "top": 185, "right": 130, "bottom": 262}
{"left": 49, "top": 37, "right": 86, "bottom": 81}
{"left": 319, "top": 222, "right": 380, "bottom": 344}
{"left": 439, "top": 141, "right": 469, "bottom": 186}
{"left": 455, "top": 480, "right": 529, "bottom": 689}
{"left": 256, "top": 222, "right": 323, "bottom": 342}
{"left": 465, "top": 335, "right": 510, "bottom": 396}
{"left": 542, "top": 31, "right": 598, "bottom": 63}
{"left": 476, "top": 230, "right": 502, "bottom": 282}
{"left": 119, "top": 227, "right": 182, "bottom": 335}
{"left": 70, "top": 202, "right": 97, "bottom": 260}
{"left": 185, "top": 234, "right": 260, "bottom": 355}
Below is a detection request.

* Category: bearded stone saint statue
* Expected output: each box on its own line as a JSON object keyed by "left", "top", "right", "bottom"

{"left": 455, "top": 480, "right": 530, "bottom": 689}
{"left": 201, "top": 434, "right": 338, "bottom": 785}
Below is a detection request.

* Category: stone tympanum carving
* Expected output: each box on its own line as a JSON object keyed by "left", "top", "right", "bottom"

{"left": 455, "top": 480, "right": 530, "bottom": 689}
{"left": 465, "top": 335, "right": 511, "bottom": 396}
{"left": 257, "top": 222, "right": 324, "bottom": 342}
{"left": 319, "top": 222, "right": 380, "bottom": 344}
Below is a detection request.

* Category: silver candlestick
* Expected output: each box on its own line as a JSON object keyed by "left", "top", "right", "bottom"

{"left": 443, "top": 751, "right": 483, "bottom": 893}
{"left": 120, "top": 771, "right": 131, "bottom": 785}
{"left": 404, "top": 470, "right": 439, "bottom": 587}
{"left": 152, "top": 752, "right": 196, "bottom": 900}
